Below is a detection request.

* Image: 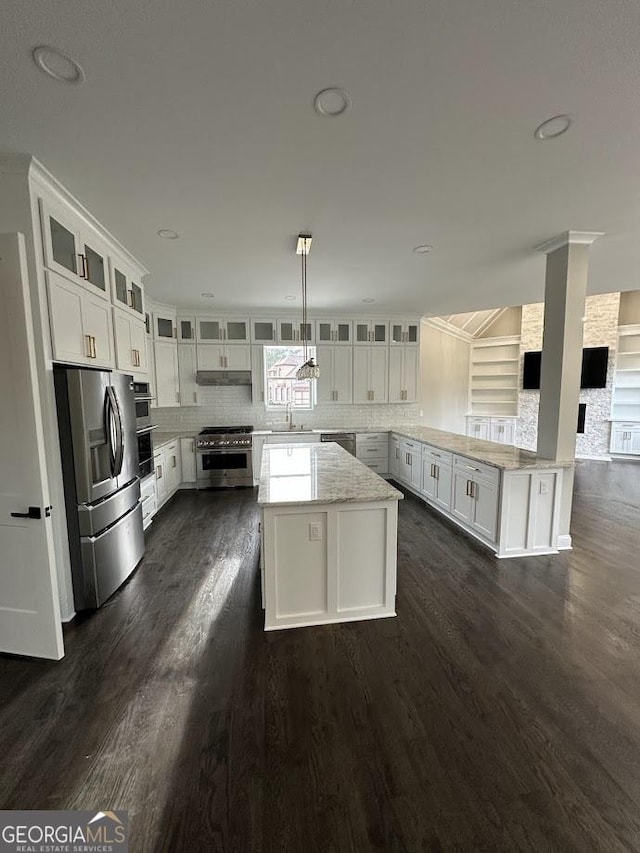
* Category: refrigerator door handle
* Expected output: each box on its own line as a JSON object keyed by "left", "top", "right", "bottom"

{"left": 106, "top": 386, "right": 124, "bottom": 477}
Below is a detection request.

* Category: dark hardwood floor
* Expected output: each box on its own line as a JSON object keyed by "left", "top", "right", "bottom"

{"left": 1, "top": 461, "right": 640, "bottom": 852}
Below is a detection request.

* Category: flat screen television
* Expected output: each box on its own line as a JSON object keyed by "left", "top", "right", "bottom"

{"left": 522, "top": 347, "right": 608, "bottom": 390}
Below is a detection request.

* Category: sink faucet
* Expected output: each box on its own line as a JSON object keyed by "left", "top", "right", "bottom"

{"left": 285, "top": 402, "right": 295, "bottom": 430}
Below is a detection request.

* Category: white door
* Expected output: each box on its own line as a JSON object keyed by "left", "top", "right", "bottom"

{"left": 403, "top": 347, "right": 419, "bottom": 402}
{"left": 83, "top": 293, "right": 115, "bottom": 368}
{"left": 155, "top": 341, "right": 180, "bottom": 407}
{"left": 130, "top": 319, "right": 148, "bottom": 374}
{"left": 251, "top": 345, "right": 265, "bottom": 404}
{"left": 471, "top": 479, "right": 499, "bottom": 542}
{"left": 370, "top": 347, "right": 389, "bottom": 402}
{"left": 113, "top": 306, "right": 133, "bottom": 371}
{"left": 388, "top": 347, "right": 403, "bottom": 403}
{"left": 316, "top": 345, "right": 335, "bottom": 404}
{"left": 46, "top": 271, "right": 88, "bottom": 364}
{"left": 178, "top": 344, "right": 199, "bottom": 406}
{"left": 225, "top": 344, "right": 251, "bottom": 370}
{"left": 434, "top": 462, "right": 453, "bottom": 512}
{"left": 333, "top": 346, "right": 352, "bottom": 403}
{"left": 451, "top": 471, "right": 473, "bottom": 525}
{"left": 197, "top": 343, "right": 226, "bottom": 370}
{"left": 0, "top": 233, "right": 64, "bottom": 659}
{"left": 352, "top": 348, "right": 370, "bottom": 403}
{"left": 421, "top": 456, "right": 436, "bottom": 500}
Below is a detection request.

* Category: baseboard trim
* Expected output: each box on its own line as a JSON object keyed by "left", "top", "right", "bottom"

{"left": 557, "top": 534, "right": 573, "bottom": 551}
{"left": 575, "top": 454, "right": 611, "bottom": 461}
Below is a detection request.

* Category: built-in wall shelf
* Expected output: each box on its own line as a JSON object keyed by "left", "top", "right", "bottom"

{"left": 469, "top": 336, "right": 520, "bottom": 417}
{"left": 611, "top": 325, "right": 640, "bottom": 426}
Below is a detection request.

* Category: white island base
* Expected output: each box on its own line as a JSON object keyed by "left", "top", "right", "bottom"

{"left": 258, "top": 443, "right": 403, "bottom": 632}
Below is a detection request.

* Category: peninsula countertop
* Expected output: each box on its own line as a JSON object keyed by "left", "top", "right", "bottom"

{"left": 389, "top": 426, "right": 574, "bottom": 471}
{"left": 258, "top": 443, "right": 404, "bottom": 507}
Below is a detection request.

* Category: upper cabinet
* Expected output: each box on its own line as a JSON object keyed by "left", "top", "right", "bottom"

{"left": 110, "top": 255, "right": 144, "bottom": 319}
{"left": 278, "top": 320, "right": 314, "bottom": 345}
{"left": 153, "top": 307, "right": 177, "bottom": 340}
{"left": 197, "top": 316, "right": 249, "bottom": 343}
{"left": 354, "top": 320, "right": 389, "bottom": 346}
{"left": 177, "top": 317, "right": 197, "bottom": 343}
{"left": 40, "top": 197, "right": 111, "bottom": 301}
{"left": 390, "top": 321, "right": 419, "bottom": 345}
{"left": 251, "top": 319, "right": 278, "bottom": 344}
{"left": 316, "top": 319, "right": 352, "bottom": 345}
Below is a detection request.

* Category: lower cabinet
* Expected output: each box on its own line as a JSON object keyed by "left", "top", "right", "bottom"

{"left": 420, "top": 450, "right": 452, "bottom": 512}
{"left": 355, "top": 432, "right": 388, "bottom": 474}
{"left": 467, "top": 416, "right": 517, "bottom": 445}
{"left": 451, "top": 469, "right": 499, "bottom": 543}
{"left": 389, "top": 435, "right": 401, "bottom": 479}
{"left": 180, "top": 437, "right": 197, "bottom": 483}
{"left": 610, "top": 422, "right": 640, "bottom": 456}
{"left": 154, "top": 440, "right": 183, "bottom": 510}
{"left": 400, "top": 439, "right": 421, "bottom": 490}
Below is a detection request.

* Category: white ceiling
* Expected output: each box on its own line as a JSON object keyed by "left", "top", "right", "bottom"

{"left": 2, "top": 0, "right": 640, "bottom": 315}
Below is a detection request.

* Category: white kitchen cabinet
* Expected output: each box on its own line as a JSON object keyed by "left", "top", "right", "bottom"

{"left": 178, "top": 344, "right": 199, "bottom": 406}
{"left": 154, "top": 341, "right": 180, "bottom": 407}
{"left": 165, "top": 441, "right": 182, "bottom": 495}
{"left": 47, "top": 270, "right": 115, "bottom": 368}
{"left": 153, "top": 307, "right": 177, "bottom": 341}
{"left": 490, "top": 418, "right": 516, "bottom": 445}
{"left": 421, "top": 449, "right": 452, "bottom": 512}
{"left": 354, "top": 320, "right": 389, "bottom": 345}
{"left": 389, "top": 435, "right": 401, "bottom": 479}
{"left": 147, "top": 335, "right": 157, "bottom": 404}
{"left": 389, "top": 346, "right": 419, "bottom": 403}
{"left": 40, "top": 197, "right": 111, "bottom": 302}
{"left": 353, "top": 347, "right": 388, "bottom": 403}
{"left": 177, "top": 316, "right": 197, "bottom": 343}
{"left": 466, "top": 417, "right": 491, "bottom": 441}
{"left": 197, "top": 316, "right": 250, "bottom": 343}
{"left": 154, "top": 449, "right": 168, "bottom": 506}
{"left": 315, "top": 319, "right": 352, "bottom": 345}
{"left": 400, "top": 439, "right": 421, "bottom": 491}
{"left": 390, "top": 321, "right": 419, "bottom": 345}
{"left": 113, "top": 306, "right": 147, "bottom": 374}
{"left": 356, "top": 433, "right": 388, "bottom": 473}
{"left": 316, "top": 345, "right": 353, "bottom": 404}
{"left": 110, "top": 255, "right": 144, "bottom": 319}
{"left": 252, "top": 435, "right": 267, "bottom": 484}
{"left": 197, "top": 343, "right": 251, "bottom": 370}
{"left": 251, "top": 319, "right": 278, "bottom": 344}
{"left": 277, "top": 320, "right": 314, "bottom": 345}
{"left": 466, "top": 416, "right": 517, "bottom": 445}
{"left": 180, "top": 437, "right": 197, "bottom": 483}
{"left": 252, "top": 345, "right": 265, "bottom": 403}
{"left": 451, "top": 458, "right": 499, "bottom": 544}
{"left": 610, "top": 423, "right": 640, "bottom": 455}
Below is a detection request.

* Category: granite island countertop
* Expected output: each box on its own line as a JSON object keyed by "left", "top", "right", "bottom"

{"left": 258, "top": 442, "right": 404, "bottom": 507}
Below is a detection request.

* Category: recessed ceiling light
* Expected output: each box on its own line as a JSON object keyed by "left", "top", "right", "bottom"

{"left": 534, "top": 114, "right": 572, "bottom": 140}
{"left": 284, "top": 295, "right": 296, "bottom": 300}
{"left": 362, "top": 298, "right": 375, "bottom": 303}
{"left": 32, "top": 45, "right": 85, "bottom": 84}
{"left": 413, "top": 245, "right": 432, "bottom": 254}
{"left": 314, "top": 87, "right": 351, "bottom": 117}
{"left": 157, "top": 229, "right": 179, "bottom": 239}
{"left": 201, "top": 292, "right": 215, "bottom": 298}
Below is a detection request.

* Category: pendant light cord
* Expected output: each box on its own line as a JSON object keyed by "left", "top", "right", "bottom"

{"left": 301, "top": 237, "right": 308, "bottom": 363}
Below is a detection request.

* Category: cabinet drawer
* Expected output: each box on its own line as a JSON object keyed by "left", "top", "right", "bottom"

{"left": 357, "top": 432, "right": 388, "bottom": 444}
{"left": 356, "top": 441, "right": 388, "bottom": 458}
{"left": 400, "top": 438, "right": 420, "bottom": 451}
{"left": 421, "top": 444, "right": 453, "bottom": 467}
{"left": 492, "top": 417, "right": 516, "bottom": 425}
{"left": 453, "top": 454, "right": 500, "bottom": 485}
{"left": 364, "top": 461, "right": 388, "bottom": 474}
{"left": 140, "top": 476, "right": 157, "bottom": 502}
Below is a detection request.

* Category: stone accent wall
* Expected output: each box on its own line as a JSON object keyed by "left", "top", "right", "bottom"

{"left": 517, "top": 293, "right": 620, "bottom": 458}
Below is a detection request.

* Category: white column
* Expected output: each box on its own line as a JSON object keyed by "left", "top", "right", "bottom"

{"left": 535, "top": 231, "right": 603, "bottom": 547}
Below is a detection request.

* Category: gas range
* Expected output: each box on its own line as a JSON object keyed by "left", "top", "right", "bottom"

{"left": 195, "top": 425, "right": 253, "bottom": 450}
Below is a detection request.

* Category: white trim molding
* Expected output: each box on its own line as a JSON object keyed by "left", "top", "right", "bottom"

{"left": 422, "top": 317, "right": 474, "bottom": 343}
{"left": 535, "top": 231, "right": 604, "bottom": 254}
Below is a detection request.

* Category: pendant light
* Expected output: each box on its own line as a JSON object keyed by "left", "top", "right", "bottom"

{"left": 295, "top": 234, "right": 320, "bottom": 380}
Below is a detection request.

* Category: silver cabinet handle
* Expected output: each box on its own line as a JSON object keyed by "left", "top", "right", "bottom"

{"left": 157, "top": 464, "right": 163, "bottom": 479}
{"left": 85, "top": 334, "right": 93, "bottom": 359}
{"left": 172, "top": 455, "right": 177, "bottom": 468}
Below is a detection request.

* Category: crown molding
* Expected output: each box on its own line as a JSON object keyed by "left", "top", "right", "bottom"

{"left": 536, "top": 231, "right": 604, "bottom": 254}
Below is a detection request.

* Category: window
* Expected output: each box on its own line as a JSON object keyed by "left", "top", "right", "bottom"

{"left": 264, "top": 346, "right": 316, "bottom": 410}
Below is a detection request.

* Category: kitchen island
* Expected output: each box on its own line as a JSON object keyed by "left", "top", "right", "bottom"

{"left": 258, "top": 442, "right": 403, "bottom": 631}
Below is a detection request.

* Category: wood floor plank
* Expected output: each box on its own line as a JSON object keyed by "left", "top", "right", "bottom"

{"left": 1, "top": 460, "right": 640, "bottom": 851}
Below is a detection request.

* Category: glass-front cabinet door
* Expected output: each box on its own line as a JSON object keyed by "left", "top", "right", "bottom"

{"left": 110, "top": 256, "right": 145, "bottom": 316}
{"left": 278, "top": 320, "right": 314, "bottom": 344}
{"left": 79, "top": 230, "right": 109, "bottom": 296}
{"left": 316, "top": 319, "right": 352, "bottom": 344}
{"left": 391, "top": 321, "right": 419, "bottom": 345}
{"left": 354, "top": 320, "right": 388, "bottom": 345}
{"left": 178, "top": 318, "right": 196, "bottom": 342}
{"left": 252, "top": 319, "right": 277, "bottom": 343}
{"left": 198, "top": 319, "right": 223, "bottom": 342}
{"left": 154, "top": 309, "right": 177, "bottom": 340}
{"left": 225, "top": 319, "right": 249, "bottom": 342}
{"left": 40, "top": 197, "right": 81, "bottom": 281}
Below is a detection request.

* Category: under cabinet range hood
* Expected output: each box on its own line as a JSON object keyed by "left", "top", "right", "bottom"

{"left": 196, "top": 370, "right": 252, "bottom": 386}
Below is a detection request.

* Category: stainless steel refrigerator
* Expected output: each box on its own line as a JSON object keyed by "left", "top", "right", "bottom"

{"left": 54, "top": 367, "right": 145, "bottom": 610}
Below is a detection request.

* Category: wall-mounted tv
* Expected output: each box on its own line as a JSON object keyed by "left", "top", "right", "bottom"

{"left": 522, "top": 346, "right": 609, "bottom": 390}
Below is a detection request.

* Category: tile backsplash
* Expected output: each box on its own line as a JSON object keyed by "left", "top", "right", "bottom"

{"left": 152, "top": 386, "right": 421, "bottom": 432}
